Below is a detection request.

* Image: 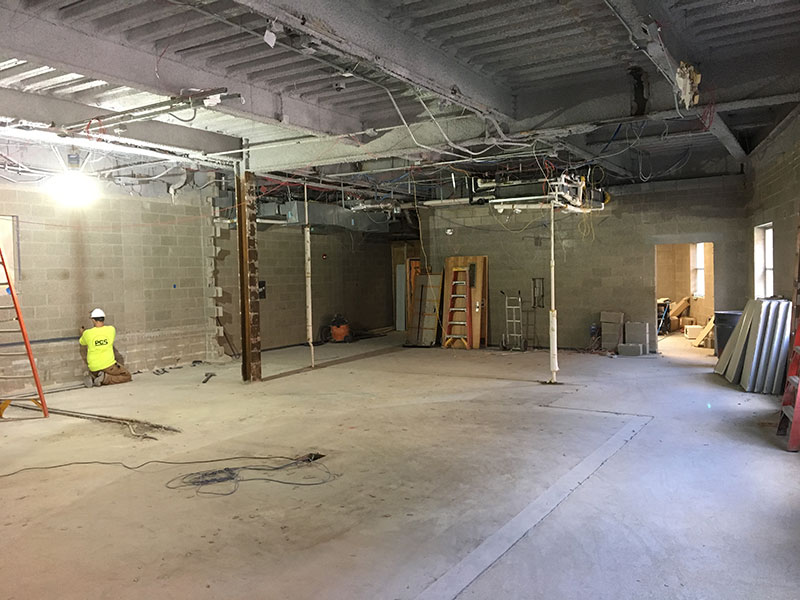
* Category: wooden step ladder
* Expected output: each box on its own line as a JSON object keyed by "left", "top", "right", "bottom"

{"left": 0, "top": 244, "right": 48, "bottom": 418}
{"left": 443, "top": 267, "right": 472, "bottom": 349}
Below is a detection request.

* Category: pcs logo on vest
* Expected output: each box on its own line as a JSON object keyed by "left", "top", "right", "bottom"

{"left": 94, "top": 339, "right": 109, "bottom": 346}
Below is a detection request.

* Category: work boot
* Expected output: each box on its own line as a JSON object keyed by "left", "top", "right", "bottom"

{"left": 93, "top": 371, "right": 105, "bottom": 386}
{"left": 83, "top": 374, "right": 93, "bottom": 388}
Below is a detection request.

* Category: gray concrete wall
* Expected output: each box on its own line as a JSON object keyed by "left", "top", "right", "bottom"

{"left": 217, "top": 226, "right": 393, "bottom": 351}
{"left": 422, "top": 176, "right": 748, "bottom": 349}
{"left": 0, "top": 183, "right": 219, "bottom": 394}
{"left": 746, "top": 111, "right": 800, "bottom": 300}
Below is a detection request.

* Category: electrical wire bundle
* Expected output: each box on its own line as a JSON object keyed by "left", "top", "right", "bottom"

{"left": 0, "top": 453, "right": 334, "bottom": 498}
{"left": 165, "top": 454, "right": 333, "bottom": 496}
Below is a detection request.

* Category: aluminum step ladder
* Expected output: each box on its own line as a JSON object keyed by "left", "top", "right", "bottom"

{"left": 0, "top": 244, "right": 48, "bottom": 418}
{"left": 500, "top": 290, "right": 527, "bottom": 351}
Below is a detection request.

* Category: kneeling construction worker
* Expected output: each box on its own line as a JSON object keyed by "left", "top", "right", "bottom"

{"left": 80, "top": 308, "right": 132, "bottom": 387}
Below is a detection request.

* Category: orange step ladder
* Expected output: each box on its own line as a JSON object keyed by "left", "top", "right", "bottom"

{"left": 443, "top": 267, "right": 472, "bottom": 349}
{"left": 777, "top": 226, "right": 800, "bottom": 449}
{"left": 777, "top": 328, "right": 800, "bottom": 450}
{"left": 0, "top": 244, "right": 48, "bottom": 418}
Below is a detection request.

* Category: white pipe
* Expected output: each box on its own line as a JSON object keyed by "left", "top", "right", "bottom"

{"left": 304, "top": 183, "right": 315, "bottom": 369}
{"left": 559, "top": 203, "right": 605, "bottom": 213}
{"left": 488, "top": 194, "right": 551, "bottom": 203}
{"left": 549, "top": 198, "right": 559, "bottom": 383}
{"left": 492, "top": 203, "right": 550, "bottom": 211}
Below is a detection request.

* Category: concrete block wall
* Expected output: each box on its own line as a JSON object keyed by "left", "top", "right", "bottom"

{"left": 655, "top": 243, "right": 691, "bottom": 301}
{"left": 747, "top": 112, "right": 800, "bottom": 299}
{"left": 0, "top": 183, "right": 219, "bottom": 394}
{"left": 422, "top": 176, "right": 749, "bottom": 349}
{"left": 217, "top": 225, "right": 393, "bottom": 351}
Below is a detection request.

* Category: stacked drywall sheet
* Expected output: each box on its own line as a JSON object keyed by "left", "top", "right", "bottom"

{"left": 713, "top": 299, "right": 791, "bottom": 393}
{"left": 601, "top": 311, "right": 624, "bottom": 351}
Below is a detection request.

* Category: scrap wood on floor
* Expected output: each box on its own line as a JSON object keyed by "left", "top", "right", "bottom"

{"left": 691, "top": 317, "right": 715, "bottom": 347}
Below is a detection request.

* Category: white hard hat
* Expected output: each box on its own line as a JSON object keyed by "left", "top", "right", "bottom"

{"left": 90, "top": 308, "right": 106, "bottom": 319}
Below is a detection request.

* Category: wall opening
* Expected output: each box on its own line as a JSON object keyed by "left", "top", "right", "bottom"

{"left": 655, "top": 242, "right": 715, "bottom": 356}
{"left": 754, "top": 222, "right": 774, "bottom": 299}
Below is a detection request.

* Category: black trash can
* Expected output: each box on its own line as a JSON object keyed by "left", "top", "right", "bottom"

{"left": 714, "top": 310, "right": 743, "bottom": 356}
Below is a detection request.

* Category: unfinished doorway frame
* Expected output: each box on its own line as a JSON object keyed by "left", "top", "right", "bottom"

{"left": 653, "top": 238, "right": 716, "bottom": 355}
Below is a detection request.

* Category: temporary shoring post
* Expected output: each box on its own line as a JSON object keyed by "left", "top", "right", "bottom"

{"left": 236, "top": 166, "right": 262, "bottom": 381}
{"left": 304, "top": 184, "right": 315, "bottom": 368}
{"left": 549, "top": 199, "right": 559, "bottom": 383}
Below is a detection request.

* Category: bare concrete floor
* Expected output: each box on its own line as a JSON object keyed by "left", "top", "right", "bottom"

{"left": 2, "top": 335, "right": 799, "bottom": 600}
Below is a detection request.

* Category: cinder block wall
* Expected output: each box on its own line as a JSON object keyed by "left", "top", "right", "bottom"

{"left": 747, "top": 112, "right": 800, "bottom": 299}
{"left": 422, "top": 176, "right": 749, "bottom": 349}
{"left": 0, "top": 184, "right": 218, "bottom": 393}
{"left": 217, "top": 225, "right": 393, "bottom": 351}
{"left": 655, "top": 243, "right": 691, "bottom": 301}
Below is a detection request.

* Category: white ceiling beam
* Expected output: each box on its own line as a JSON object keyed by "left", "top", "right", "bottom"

{"left": 233, "top": 0, "right": 516, "bottom": 118}
{"left": 0, "top": 2, "right": 364, "bottom": 138}
{"left": 0, "top": 86, "right": 241, "bottom": 156}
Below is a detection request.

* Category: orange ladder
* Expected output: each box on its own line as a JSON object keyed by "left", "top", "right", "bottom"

{"left": 777, "top": 326, "right": 800, "bottom": 450}
{"left": 443, "top": 267, "right": 472, "bottom": 349}
{"left": 0, "top": 244, "right": 48, "bottom": 418}
{"left": 777, "top": 226, "right": 800, "bottom": 449}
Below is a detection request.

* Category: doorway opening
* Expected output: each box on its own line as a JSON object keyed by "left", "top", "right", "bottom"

{"left": 655, "top": 242, "right": 715, "bottom": 359}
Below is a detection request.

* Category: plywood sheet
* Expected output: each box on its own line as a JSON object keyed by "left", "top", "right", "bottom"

{"left": 670, "top": 296, "right": 690, "bottom": 318}
{"left": 405, "top": 273, "right": 442, "bottom": 347}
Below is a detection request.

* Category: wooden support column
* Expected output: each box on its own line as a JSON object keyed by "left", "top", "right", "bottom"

{"left": 236, "top": 167, "right": 261, "bottom": 381}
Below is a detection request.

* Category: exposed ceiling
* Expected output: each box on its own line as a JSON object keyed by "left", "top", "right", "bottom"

{"left": 0, "top": 0, "right": 799, "bottom": 188}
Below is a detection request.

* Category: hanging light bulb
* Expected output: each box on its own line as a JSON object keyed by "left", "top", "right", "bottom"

{"left": 44, "top": 171, "right": 100, "bottom": 207}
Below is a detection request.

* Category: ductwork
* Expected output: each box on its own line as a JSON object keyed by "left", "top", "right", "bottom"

{"left": 262, "top": 201, "right": 390, "bottom": 233}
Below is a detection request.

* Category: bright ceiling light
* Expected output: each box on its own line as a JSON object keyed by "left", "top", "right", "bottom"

{"left": 44, "top": 171, "right": 100, "bottom": 207}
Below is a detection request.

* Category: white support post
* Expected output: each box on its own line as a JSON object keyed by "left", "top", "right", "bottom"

{"left": 304, "top": 184, "right": 315, "bottom": 368}
{"left": 549, "top": 199, "right": 559, "bottom": 383}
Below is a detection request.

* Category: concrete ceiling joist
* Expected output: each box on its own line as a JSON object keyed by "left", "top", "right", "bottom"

{"left": 558, "top": 139, "right": 636, "bottom": 180}
{"left": 233, "top": 0, "right": 516, "bottom": 119}
{"left": 0, "top": 2, "right": 364, "bottom": 138}
{"left": 239, "top": 90, "right": 800, "bottom": 173}
{"left": 601, "top": 0, "right": 748, "bottom": 161}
